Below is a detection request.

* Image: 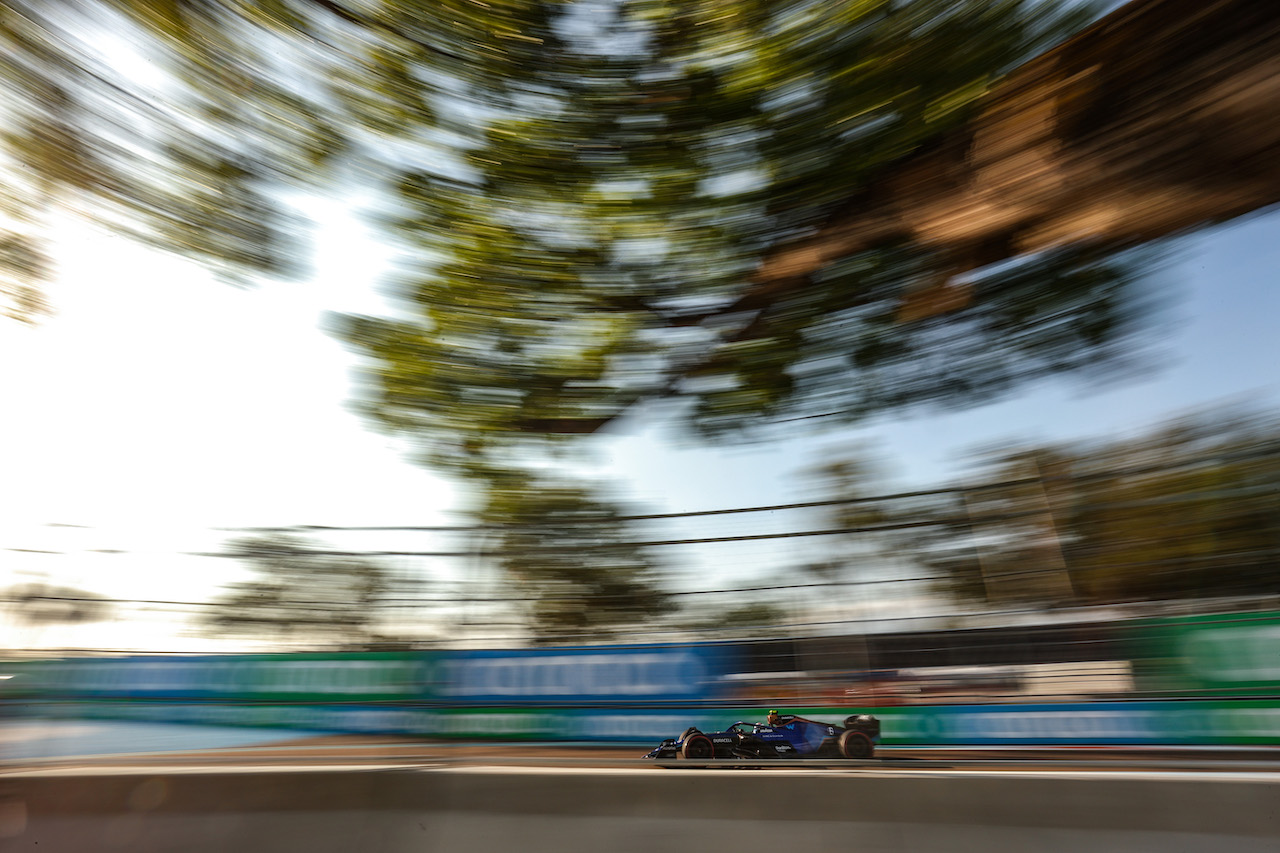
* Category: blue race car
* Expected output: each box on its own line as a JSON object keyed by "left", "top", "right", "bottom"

{"left": 643, "top": 711, "right": 881, "bottom": 761}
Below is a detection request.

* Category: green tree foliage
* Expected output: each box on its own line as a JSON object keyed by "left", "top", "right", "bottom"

{"left": 1058, "top": 412, "right": 1280, "bottom": 604}
{"left": 3, "top": 1, "right": 1134, "bottom": 429}
{"left": 202, "top": 533, "right": 401, "bottom": 645}
{"left": 478, "top": 475, "right": 674, "bottom": 642}
{"left": 911, "top": 409, "right": 1280, "bottom": 607}
{"left": 789, "top": 409, "right": 1280, "bottom": 613}
{"left": 3, "top": 582, "right": 113, "bottom": 625}
{"left": 4, "top": 1, "right": 1156, "bottom": 635}
{"left": 931, "top": 448, "right": 1080, "bottom": 605}
{"left": 684, "top": 601, "right": 787, "bottom": 638}
{"left": 1, "top": 0, "right": 339, "bottom": 321}
{"left": 0, "top": 231, "right": 50, "bottom": 323}
{"left": 332, "top": 0, "right": 1142, "bottom": 471}
{"left": 316, "top": 3, "right": 1152, "bottom": 643}
{"left": 791, "top": 445, "right": 893, "bottom": 607}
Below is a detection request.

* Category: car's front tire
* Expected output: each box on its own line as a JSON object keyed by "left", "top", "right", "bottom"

{"left": 681, "top": 733, "right": 715, "bottom": 760}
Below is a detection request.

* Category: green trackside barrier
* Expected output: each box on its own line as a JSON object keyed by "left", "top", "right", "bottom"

{"left": 11, "top": 699, "right": 1280, "bottom": 744}
{"left": 1130, "top": 611, "right": 1280, "bottom": 696}
{"left": 8, "top": 652, "right": 439, "bottom": 703}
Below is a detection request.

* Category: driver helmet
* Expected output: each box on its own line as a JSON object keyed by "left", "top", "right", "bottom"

{"left": 767, "top": 709, "right": 782, "bottom": 726}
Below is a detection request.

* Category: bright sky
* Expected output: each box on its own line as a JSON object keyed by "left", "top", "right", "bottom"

{"left": 1, "top": 200, "right": 459, "bottom": 648}
{"left": 2, "top": 196, "right": 1278, "bottom": 651}
{"left": 1, "top": 205, "right": 446, "bottom": 524}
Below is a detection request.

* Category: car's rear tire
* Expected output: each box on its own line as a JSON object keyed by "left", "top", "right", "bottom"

{"left": 682, "top": 733, "right": 715, "bottom": 760}
{"left": 839, "top": 729, "right": 874, "bottom": 759}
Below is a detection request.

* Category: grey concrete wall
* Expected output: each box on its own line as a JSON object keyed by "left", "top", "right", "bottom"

{"left": 3, "top": 767, "right": 1278, "bottom": 852}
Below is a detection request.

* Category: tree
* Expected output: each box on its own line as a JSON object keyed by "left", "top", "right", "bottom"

{"left": 3, "top": 1, "right": 1179, "bottom": 634}
{"left": 5, "top": 1, "right": 1142, "bottom": 408}
{"left": 683, "top": 601, "right": 787, "bottom": 638}
{"left": 1, "top": 582, "right": 114, "bottom": 651}
{"left": 937, "top": 448, "right": 1079, "bottom": 605}
{"left": 476, "top": 475, "right": 674, "bottom": 642}
{"left": 753, "top": 0, "right": 1280, "bottom": 293}
{"left": 317, "top": 4, "right": 1166, "bottom": 641}
{"left": 1, "top": 0, "right": 341, "bottom": 322}
{"left": 3, "top": 582, "right": 113, "bottom": 625}
{"left": 914, "top": 408, "right": 1280, "bottom": 608}
{"left": 332, "top": 0, "right": 1151, "bottom": 470}
{"left": 789, "top": 445, "right": 896, "bottom": 620}
{"left": 1056, "top": 410, "right": 1280, "bottom": 604}
{"left": 201, "top": 533, "right": 404, "bottom": 645}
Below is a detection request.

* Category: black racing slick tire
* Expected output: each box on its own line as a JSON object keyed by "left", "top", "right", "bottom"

{"left": 839, "top": 729, "right": 874, "bottom": 759}
{"left": 681, "top": 733, "right": 715, "bottom": 760}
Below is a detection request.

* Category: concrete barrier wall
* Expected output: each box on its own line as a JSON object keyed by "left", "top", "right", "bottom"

{"left": 4, "top": 767, "right": 1279, "bottom": 853}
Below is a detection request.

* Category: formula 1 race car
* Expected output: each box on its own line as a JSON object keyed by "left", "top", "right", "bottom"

{"left": 643, "top": 711, "right": 881, "bottom": 761}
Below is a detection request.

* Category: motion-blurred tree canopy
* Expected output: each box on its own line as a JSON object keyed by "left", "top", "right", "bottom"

{"left": 3, "top": 582, "right": 113, "bottom": 625}
{"left": 4, "top": 0, "right": 1176, "bottom": 634}
{"left": 3, "top": 1, "right": 1134, "bottom": 430}
{"left": 202, "top": 533, "right": 401, "bottom": 645}
{"left": 896, "top": 409, "right": 1280, "bottom": 607}
{"left": 479, "top": 474, "right": 675, "bottom": 642}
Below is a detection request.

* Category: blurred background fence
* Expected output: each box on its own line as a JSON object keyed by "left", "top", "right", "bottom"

{"left": 5, "top": 610, "right": 1280, "bottom": 745}
{"left": 5, "top": 427, "right": 1280, "bottom": 744}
